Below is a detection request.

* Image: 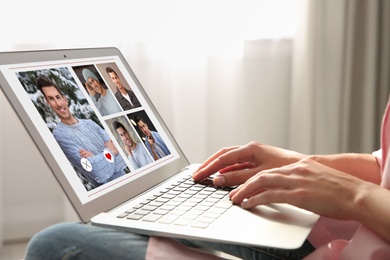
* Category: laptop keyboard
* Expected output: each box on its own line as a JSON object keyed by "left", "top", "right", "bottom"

{"left": 117, "top": 174, "right": 235, "bottom": 229}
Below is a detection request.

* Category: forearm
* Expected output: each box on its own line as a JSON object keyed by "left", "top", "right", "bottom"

{"left": 309, "top": 153, "right": 389, "bottom": 241}
{"left": 351, "top": 182, "right": 390, "bottom": 243}
{"left": 309, "top": 153, "right": 381, "bottom": 184}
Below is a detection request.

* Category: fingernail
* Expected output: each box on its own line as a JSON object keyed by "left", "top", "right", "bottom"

{"left": 241, "top": 199, "right": 249, "bottom": 208}
{"left": 214, "top": 175, "right": 226, "bottom": 186}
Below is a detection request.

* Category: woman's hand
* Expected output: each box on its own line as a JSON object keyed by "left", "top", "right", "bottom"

{"left": 193, "top": 141, "right": 305, "bottom": 186}
{"left": 230, "top": 158, "right": 365, "bottom": 220}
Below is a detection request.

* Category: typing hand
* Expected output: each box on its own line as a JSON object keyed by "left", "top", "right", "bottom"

{"left": 230, "top": 158, "right": 364, "bottom": 220}
{"left": 193, "top": 141, "right": 305, "bottom": 187}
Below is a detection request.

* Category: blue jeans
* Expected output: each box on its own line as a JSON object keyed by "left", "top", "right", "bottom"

{"left": 24, "top": 222, "right": 314, "bottom": 260}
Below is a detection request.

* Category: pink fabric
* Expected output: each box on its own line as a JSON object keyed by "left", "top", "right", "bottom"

{"left": 307, "top": 218, "right": 359, "bottom": 248}
{"left": 381, "top": 98, "right": 390, "bottom": 175}
{"left": 304, "top": 226, "right": 390, "bottom": 260}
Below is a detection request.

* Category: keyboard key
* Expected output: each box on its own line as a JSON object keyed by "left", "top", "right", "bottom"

{"left": 202, "top": 212, "right": 222, "bottom": 219}
{"left": 117, "top": 212, "right": 129, "bottom": 218}
{"left": 174, "top": 218, "right": 192, "bottom": 226}
{"left": 142, "top": 214, "right": 162, "bottom": 222}
{"left": 127, "top": 214, "right": 143, "bottom": 220}
{"left": 170, "top": 209, "right": 187, "bottom": 216}
{"left": 119, "top": 173, "right": 235, "bottom": 229}
{"left": 215, "top": 201, "right": 232, "bottom": 209}
{"left": 148, "top": 201, "right": 164, "bottom": 207}
{"left": 161, "top": 194, "right": 176, "bottom": 199}
{"left": 167, "top": 190, "right": 181, "bottom": 195}
{"left": 188, "top": 197, "right": 203, "bottom": 203}
{"left": 142, "top": 205, "right": 158, "bottom": 211}
{"left": 175, "top": 205, "right": 192, "bottom": 212}
{"left": 193, "top": 194, "right": 208, "bottom": 200}
{"left": 125, "top": 208, "right": 137, "bottom": 214}
{"left": 173, "top": 187, "right": 187, "bottom": 192}
{"left": 207, "top": 207, "right": 227, "bottom": 214}
{"left": 165, "top": 201, "right": 182, "bottom": 207}
{"left": 132, "top": 203, "right": 144, "bottom": 209}
{"left": 154, "top": 198, "right": 169, "bottom": 203}
{"left": 153, "top": 209, "right": 169, "bottom": 215}
{"left": 210, "top": 193, "right": 225, "bottom": 199}
{"left": 181, "top": 201, "right": 198, "bottom": 208}
{"left": 158, "top": 215, "right": 179, "bottom": 224}
{"left": 134, "top": 209, "right": 151, "bottom": 216}
{"left": 178, "top": 193, "right": 192, "bottom": 199}
{"left": 187, "top": 209, "right": 204, "bottom": 216}
{"left": 196, "top": 216, "right": 215, "bottom": 224}
{"left": 183, "top": 190, "right": 198, "bottom": 195}
{"left": 191, "top": 222, "right": 210, "bottom": 229}
{"left": 199, "top": 201, "right": 215, "bottom": 207}
{"left": 204, "top": 198, "right": 219, "bottom": 203}
{"left": 193, "top": 205, "right": 210, "bottom": 211}
{"left": 160, "top": 205, "right": 176, "bottom": 211}
{"left": 172, "top": 197, "right": 186, "bottom": 203}
{"left": 198, "top": 190, "right": 213, "bottom": 196}
{"left": 182, "top": 213, "right": 199, "bottom": 220}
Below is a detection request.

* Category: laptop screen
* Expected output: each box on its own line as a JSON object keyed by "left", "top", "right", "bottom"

{"left": 0, "top": 48, "right": 188, "bottom": 220}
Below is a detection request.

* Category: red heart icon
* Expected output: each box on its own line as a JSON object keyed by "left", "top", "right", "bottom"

{"left": 105, "top": 152, "right": 112, "bottom": 160}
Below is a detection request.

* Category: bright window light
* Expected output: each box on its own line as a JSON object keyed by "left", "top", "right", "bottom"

{"left": 207, "top": 0, "right": 302, "bottom": 41}
{"left": 146, "top": 0, "right": 302, "bottom": 62}
{"left": 0, "top": 0, "right": 302, "bottom": 52}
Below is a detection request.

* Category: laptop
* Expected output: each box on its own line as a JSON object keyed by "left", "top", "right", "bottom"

{"left": 0, "top": 47, "right": 318, "bottom": 249}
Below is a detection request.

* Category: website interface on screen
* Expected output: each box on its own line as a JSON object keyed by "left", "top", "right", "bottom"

{"left": 1, "top": 56, "right": 179, "bottom": 204}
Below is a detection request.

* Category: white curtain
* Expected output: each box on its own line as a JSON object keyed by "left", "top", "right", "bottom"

{"left": 120, "top": 0, "right": 390, "bottom": 161}
{"left": 111, "top": 0, "right": 303, "bottom": 163}
{"left": 289, "top": 0, "right": 390, "bottom": 155}
{"left": 119, "top": 39, "right": 294, "bottom": 163}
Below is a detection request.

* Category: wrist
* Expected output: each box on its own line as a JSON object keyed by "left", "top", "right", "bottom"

{"left": 349, "top": 181, "right": 380, "bottom": 221}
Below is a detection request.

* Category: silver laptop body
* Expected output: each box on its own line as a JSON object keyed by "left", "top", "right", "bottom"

{"left": 0, "top": 47, "right": 318, "bottom": 249}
